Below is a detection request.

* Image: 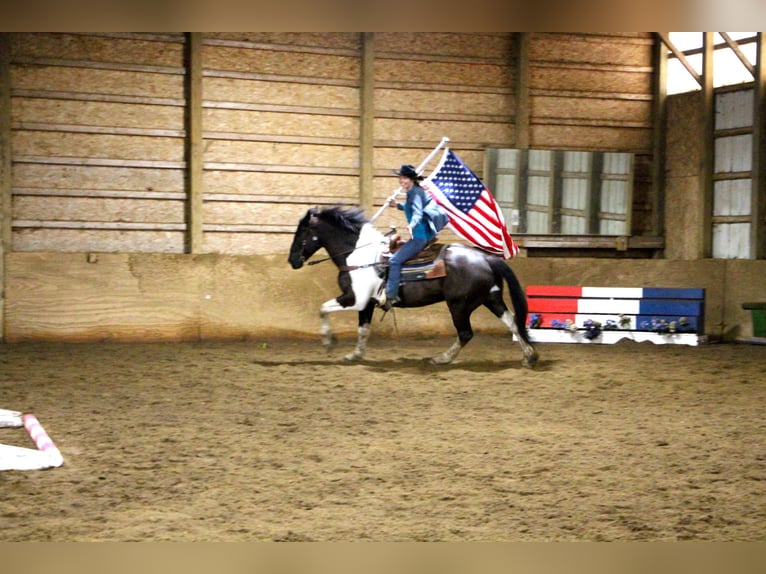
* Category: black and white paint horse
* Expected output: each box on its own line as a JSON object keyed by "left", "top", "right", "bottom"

{"left": 288, "top": 206, "right": 538, "bottom": 367}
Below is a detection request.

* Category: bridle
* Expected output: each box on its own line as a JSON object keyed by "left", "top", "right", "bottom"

{"left": 306, "top": 240, "right": 382, "bottom": 270}
{"left": 301, "top": 226, "right": 394, "bottom": 271}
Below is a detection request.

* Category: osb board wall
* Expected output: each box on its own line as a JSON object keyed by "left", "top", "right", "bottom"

{"left": 527, "top": 33, "right": 654, "bottom": 152}
{"left": 664, "top": 91, "right": 705, "bottom": 260}
{"left": 9, "top": 32, "right": 188, "bottom": 253}
{"left": 6, "top": 252, "right": 766, "bottom": 343}
{"left": 200, "top": 33, "right": 363, "bottom": 254}
{"left": 6, "top": 32, "right": 658, "bottom": 257}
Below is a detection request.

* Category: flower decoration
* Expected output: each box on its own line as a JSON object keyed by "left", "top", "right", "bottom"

{"left": 640, "top": 317, "right": 692, "bottom": 334}
{"left": 550, "top": 319, "right": 578, "bottom": 333}
{"left": 583, "top": 319, "right": 602, "bottom": 340}
{"left": 529, "top": 313, "right": 542, "bottom": 329}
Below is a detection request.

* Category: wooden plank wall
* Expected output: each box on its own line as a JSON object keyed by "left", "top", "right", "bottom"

{"left": 200, "top": 32, "right": 363, "bottom": 254}
{"left": 528, "top": 33, "right": 654, "bottom": 151}
{"left": 5, "top": 32, "right": 657, "bottom": 257}
{"left": 526, "top": 33, "right": 655, "bottom": 235}
{"left": 9, "top": 33, "right": 188, "bottom": 253}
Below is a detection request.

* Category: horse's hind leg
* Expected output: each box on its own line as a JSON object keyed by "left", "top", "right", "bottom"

{"left": 484, "top": 287, "right": 538, "bottom": 368}
{"left": 500, "top": 308, "right": 538, "bottom": 367}
{"left": 432, "top": 303, "right": 475, "bottom": 365}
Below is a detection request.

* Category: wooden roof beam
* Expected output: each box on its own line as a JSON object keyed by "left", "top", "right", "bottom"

{"left": 656, "top": 32, "right": 703, "bottom": 87}
{"left": 719, "top": 32, "right": 755, "bottom": 77}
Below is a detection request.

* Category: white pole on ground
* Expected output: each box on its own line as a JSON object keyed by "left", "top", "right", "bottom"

{"left": 0, "top": 408, "right": 22, "bottom": 428}
{"left": 0, "top": 411, "right": 64, "bottom": 470}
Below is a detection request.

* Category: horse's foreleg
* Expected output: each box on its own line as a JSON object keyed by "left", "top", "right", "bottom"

{"left": 319, "top": 298, "right": 348, "bottom": 350}
{"left": 343, "top": 301, "right": 376, "bottom": 362}
{"left": 319, "top": 309, "right": 336, "bottom": 350}
{"left": 343, "top": 324, "right": 370, "bottom": 362}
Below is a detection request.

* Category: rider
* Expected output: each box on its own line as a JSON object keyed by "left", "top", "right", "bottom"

{"left": 380, "top": 164, "right": 438, "bottom": 311}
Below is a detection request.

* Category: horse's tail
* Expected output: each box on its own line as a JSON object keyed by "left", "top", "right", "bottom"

{"left": 488, "top": 257, "right": 531, "bottom": 344}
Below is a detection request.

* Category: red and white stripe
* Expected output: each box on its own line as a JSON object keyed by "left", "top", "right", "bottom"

{"left": 1, "top": 412, "right": 64, "bottom": 470}
{"left": 426, "top": 185, "right": 518, "bottom": 258}
{"left": 23, "top": 414, "right": 59, "bottom": 453}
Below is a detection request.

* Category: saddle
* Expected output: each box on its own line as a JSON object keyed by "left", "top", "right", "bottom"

{"left": 382, "top": 233, "right": 447, "bottom": 281}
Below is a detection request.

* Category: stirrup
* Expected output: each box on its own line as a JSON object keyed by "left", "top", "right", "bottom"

{"left": 380, "top": 295, "right": 400, "bottom": 312}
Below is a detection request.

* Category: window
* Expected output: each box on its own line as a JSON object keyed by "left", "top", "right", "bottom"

{"left": 485, "top": 149, "right": 633, "bottom": 237}
{"left": 713, "top": 88, "right": 754, "bottom": 259}
{"left": 665, "top": 33, "right": 762, "bottom": 260}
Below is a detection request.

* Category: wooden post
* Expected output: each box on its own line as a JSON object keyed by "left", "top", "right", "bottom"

{"left": 651, "top": 34, "right": 668, "bottom": 238}
{"left": 186, "top": 32, "right": 204, "bottom": 254}
{"left": 752, "top": 32, "right": 766, "bottom": 259}
{"left": 551, "top": 151, "right": 564, "bottom": 234}
{"left": 0, "top": 34, "right": 11, "bottom": 342}
{"left": 514, "top": 33, "right": 530, "bottom": 150}
{"left": 514, "top": 33, "right": 531, "bottom": 235}
{"left": 588, "top": 152, "right": 604, "bottom": 235}
{"left": 359, "top": 32, "right": 375, "bottom": 212}
{"left": 517, "top": 149, "right": 529, "bottom": 233}
{"left": 700, "top": 32, "right": 715, "bottom": 258}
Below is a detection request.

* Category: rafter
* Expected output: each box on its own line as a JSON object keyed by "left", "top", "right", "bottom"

{"left": 656, "top": 32, "right": 703, "bottom": 87}
{"left": 719, "top": 32, "right": 755, "bottom": 77}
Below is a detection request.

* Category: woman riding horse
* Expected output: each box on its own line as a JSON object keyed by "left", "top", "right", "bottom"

{"left": 288, "top": 206, "right": 539, "bottom": 367}
{"left": 381, "top": 164, "right": 444, "bottom": 311}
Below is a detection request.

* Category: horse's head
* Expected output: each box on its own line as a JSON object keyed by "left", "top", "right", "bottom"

{"left": 288, "top": 208, "right": 323, "bottom": 269}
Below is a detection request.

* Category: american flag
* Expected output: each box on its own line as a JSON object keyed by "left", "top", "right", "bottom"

{"left": 423, "top": 149, "right": 519, "bottom": 259}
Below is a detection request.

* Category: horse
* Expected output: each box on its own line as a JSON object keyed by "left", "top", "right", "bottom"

{"left": 288, "top": 205, "right": 539, "bottom": 367}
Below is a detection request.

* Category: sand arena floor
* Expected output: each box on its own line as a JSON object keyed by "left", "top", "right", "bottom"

{"left": 1, "top": 336, "right": 765, "bottom": 541}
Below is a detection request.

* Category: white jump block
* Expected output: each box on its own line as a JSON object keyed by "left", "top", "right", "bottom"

{"left": 526, "top": 328, "right": 704, "bottom": 346}
{"left": 0, "top": 409, "right": 23, "bottom": 428}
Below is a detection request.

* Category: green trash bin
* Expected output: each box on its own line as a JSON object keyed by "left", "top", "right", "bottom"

{"left": 742, "top": 302, "right": 766, "bottom": 337}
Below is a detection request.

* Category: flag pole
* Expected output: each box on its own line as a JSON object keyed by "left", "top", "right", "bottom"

{"left": 369, "top": 136, "right": 450, "bottom": 223}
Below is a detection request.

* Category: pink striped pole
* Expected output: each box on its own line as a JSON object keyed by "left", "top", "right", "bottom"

{"left": 21, "top": 414, "right": 64, "bottom": 467}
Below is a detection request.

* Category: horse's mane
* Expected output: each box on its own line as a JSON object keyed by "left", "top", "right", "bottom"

{"left": 317, "top": 206, "right": 369, "bottom": 234}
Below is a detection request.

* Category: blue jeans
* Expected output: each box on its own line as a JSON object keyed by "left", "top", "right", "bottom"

{"left": 386, "top": 237, "right": 428, "bottom": 299}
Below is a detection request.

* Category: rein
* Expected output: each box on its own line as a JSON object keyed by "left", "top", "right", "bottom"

{"left": 306, "top": 240, "right": 378, "bottom": 269}
{"left": 306, "top": 227, "right": 396, "bottom": 270}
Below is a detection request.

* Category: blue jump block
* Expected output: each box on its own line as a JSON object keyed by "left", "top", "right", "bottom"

{"left": 643, "top": 287, "right": 705, "bottom": 300}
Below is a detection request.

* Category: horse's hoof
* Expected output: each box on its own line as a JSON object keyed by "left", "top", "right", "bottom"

{"left": 522, "top": 353, "right": 539, "bottom": 368}
{"left": 430, "top": 354, "right": 453, "bottom": 365}
{"left": 342, "top": 352, "right": 362, "bottom": 362}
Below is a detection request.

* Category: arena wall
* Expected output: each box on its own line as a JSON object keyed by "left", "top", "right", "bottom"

{"left": 5, "top": 253, "right": 765, "bottom": 343}
{"left": 2, "top": 33, "right": 766, "bottom": 344}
